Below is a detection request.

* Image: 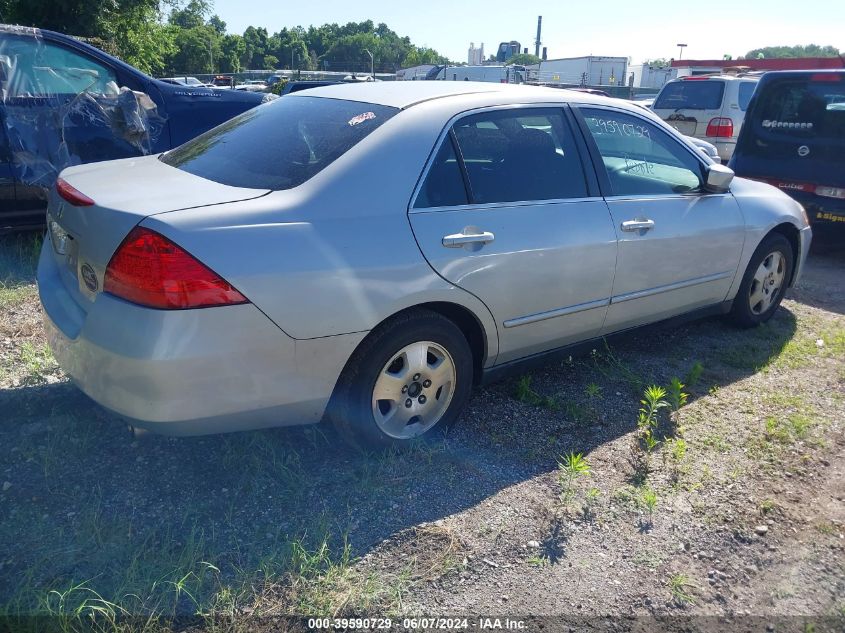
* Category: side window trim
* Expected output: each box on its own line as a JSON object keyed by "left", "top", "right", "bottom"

{"left": 449, "top": 129, "right": 475, "bottom": 204}
{"left": 571, "top": 104, "right": 718, "bottom": 200}
{"left": 562, "top": 104, "right": 603, "bottom": 198}
{"left": 410, "top": 104, "right": 600, "bottom": 212}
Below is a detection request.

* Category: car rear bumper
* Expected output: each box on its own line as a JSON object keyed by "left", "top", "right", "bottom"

{"left": 711, "top": 139, "right": 736, "bottom": 162}
{"left": 37, "top": 241, "right": 362, "bottom": 435}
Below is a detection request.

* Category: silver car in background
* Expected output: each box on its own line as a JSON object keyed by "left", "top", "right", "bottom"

{"left": 38, "top": 82, "right": 811, "bottom": 447}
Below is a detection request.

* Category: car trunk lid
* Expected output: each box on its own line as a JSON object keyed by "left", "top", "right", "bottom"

{"left": 46, "top": 154, "right": 269, "bottom": 306}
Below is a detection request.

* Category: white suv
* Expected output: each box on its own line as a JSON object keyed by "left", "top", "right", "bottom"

{"left": 652, "top": 75, "right": 759, "bottom": 162}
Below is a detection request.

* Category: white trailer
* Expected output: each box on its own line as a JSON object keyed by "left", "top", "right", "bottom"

{"left": 527, "top": 56, "right": 628, "bottom": 86}
{"left": 428, "top": 65, "right": 527, "bottom": 83}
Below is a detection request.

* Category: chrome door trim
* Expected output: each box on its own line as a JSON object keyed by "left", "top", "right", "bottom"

{"left": 610, "top": 271, "right": 733, "bottom": 304}
{"left": 410, "top": 195, "right": 606, "bottom": 214}
{"left": 503, "top": 297, "right": 610, "bottom": 329}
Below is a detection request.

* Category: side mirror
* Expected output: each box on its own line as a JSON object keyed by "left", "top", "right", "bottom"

{"left": 704, "top": 163, "right": 734, "bottom": 193}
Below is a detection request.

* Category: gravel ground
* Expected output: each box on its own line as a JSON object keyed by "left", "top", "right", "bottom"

{"left": 0, "top": 229, "right": 843, "bottom": 630}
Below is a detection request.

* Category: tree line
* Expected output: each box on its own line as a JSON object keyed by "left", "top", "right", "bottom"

{"left": 0, "top": 0, "right": 450, "bottom": 76}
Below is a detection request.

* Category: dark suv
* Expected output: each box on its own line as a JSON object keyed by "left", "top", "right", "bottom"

{"left": 730, "top": 70, "right": 845, "bottom": 225}
{"left": 0, "top": 24, "right": 273, "bottom": 231}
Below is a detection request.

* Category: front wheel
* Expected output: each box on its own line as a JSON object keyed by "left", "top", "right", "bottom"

{"left": 730, "top": 233, "right": 794, "bottom": 328}
{"left": 330, "top": 310, "right": 474, "bottom": 449}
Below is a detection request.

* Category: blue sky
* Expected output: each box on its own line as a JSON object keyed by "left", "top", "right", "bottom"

{"left": 212, "top": 0, "right": 845, "bottom": 65}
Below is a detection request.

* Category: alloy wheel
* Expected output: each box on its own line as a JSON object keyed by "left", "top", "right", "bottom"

{"left": 371, "top": 341, "right": 456, "bottom": 439}
{"left": 749, "top": 251, "right": 786, "bottom": 315}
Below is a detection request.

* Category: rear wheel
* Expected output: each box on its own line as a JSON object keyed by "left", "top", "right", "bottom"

{"left": 730, "top": 233, "right": 793, "bottom": 328}
{"left": 330, "top": 310, "right": 474, "bottom": 449}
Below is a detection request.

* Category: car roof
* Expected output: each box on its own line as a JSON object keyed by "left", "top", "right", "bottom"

{"left": 288, "top": 81, "right": 618, "bottom": 110}
{"left": 669, "top": 75, "right": 758, "bottom": 83}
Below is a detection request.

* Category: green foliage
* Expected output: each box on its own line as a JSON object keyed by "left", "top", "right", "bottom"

{"left": 685, "top": 361, "right": 704, "bottom": 388}
{"left": 557, "top": 452, "right": 590, "bottom": 505}
{"left": 585, "top": 383, "right": 602, "bottom": 399}
{"left": 666, "top": 377, "right": 688, "bottom": 412}
{"left": 639, "top": 486, "right": 658, "bottom": 521}
{"left": 2, "top": 2, "right": 449, "bottom": 76}
{"left": 506, "top": 53, "right": 541, "bottom": 66}
{"left": 643, "top": 58, "right": 670, "bottom": 68}
{"left": 744, "top": 44, "right": 840, "bottom": 59}
{"left": 667, "top": 574, "right": 696, "bottom": 605}
{"left": 513, "top": 375, "right": 558, "bottom": 410}
{"left": 637, "top": 385, "right": 669, "bottom": 452}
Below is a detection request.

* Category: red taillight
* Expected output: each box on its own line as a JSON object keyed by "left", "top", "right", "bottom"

{"left": 104, "top": 227, "right": 248, "bottom": 310}
{"left": 706, "top": 117, "right": 734, "bottom": 138}
{"left": 56, "top": 177, "right": 95, "bottom": 206}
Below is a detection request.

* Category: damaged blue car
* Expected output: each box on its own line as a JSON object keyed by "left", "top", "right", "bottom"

{"left": 0, "top": 24, "right": 275, "bottom": 231}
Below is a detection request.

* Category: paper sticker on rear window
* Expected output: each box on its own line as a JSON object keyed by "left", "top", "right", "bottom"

{"left": 348, "top": 111, "right": 376, "bottom": 126}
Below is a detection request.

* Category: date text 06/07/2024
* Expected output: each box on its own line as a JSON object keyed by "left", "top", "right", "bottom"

{"left": 306, "top": 617, "right": 527, "bottom": 630}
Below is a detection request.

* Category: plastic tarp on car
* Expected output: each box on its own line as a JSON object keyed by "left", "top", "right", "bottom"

{"left": 0, "top": 24, "right": 166, "bottom": 192}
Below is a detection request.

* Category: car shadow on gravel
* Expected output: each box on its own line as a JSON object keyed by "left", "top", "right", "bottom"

{"left": 0, "top": 301, "right": 802, "bottom": 613}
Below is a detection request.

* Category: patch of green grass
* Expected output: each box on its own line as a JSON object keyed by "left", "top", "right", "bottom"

{"left": 527, "top": 555, "right": 548, "bottom": 567}
{"left": 18, "top": 341, "right": 57, "bottom": 382}
{"left": 685, "top": 362, "right": 704, "bottom": 389}
{"left": 584, "top": 382, "right": 602, "bottom": 399}
{"left": 667, "top": 573, "right": 696, "bottom": 606}
{"left": 632, "top": 550, "right": 664, "bottom": 569}
{"left": 700, "top": 433, "right": 731, "bottom": 453}
{"left": 765, "top": 414, "right": 815, "bottom": 445}
{"left": 814, "top": 521, "right": 838, "bottom": 536}
{"left": 638, "top": 486, "right": 658, "bottom": 526}
{"left": 0, "top": 232, "right": 42, "bottom": 283}
{"left": 760, "top": 498, "right": 776, "bottom": 515}
{"left": 0, "top": 282, "right": 37, "bottom": 308}
{"left": 513, "top": 375, "right": 558, "bottom": 410}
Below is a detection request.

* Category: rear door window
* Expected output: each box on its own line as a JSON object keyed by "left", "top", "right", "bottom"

{"left": 161, "top": 97, "right": 398, "bottom": 190}
{"left": 445, "top": 108, "right": 588, "bottom": 204}
{"left": 654, "top": 80, "right": 725, "bottom": 110}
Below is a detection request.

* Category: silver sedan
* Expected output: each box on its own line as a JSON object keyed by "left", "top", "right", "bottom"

{"left": 38, "top": 82, "right": 812, "bottom": 447}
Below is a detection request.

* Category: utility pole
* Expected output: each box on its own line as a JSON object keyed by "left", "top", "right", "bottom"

{"left": 677, "top": 43, "right": 687, "bottom": 60}
{"left": 364, "top": 49, "right": 374, "bottom": 79}
{"left": 534, "top": 16, "right": 542, "bottom": 58}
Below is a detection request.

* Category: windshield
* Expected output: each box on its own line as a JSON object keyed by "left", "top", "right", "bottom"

{"left": 654, "top": 80, "right": 725, "bottom": 110}
{"left": 160, "top": 96, "right": 398, "bottom": 190}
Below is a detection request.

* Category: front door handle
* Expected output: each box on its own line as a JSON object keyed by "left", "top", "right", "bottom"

{"left": 442, "top": 230, "right": 495, "bottom": 248}
{"left": 621, "top": 219, "right": 655, "bottom": 232}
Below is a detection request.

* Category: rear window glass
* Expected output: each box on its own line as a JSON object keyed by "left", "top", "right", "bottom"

{"left": 654, "top": 80, "right": 725, "bottom": 110}
{"left": 161, "top": 97, "right": 398, "bottom": 190}
{"left": 755, "top": 77, "right": 845, "bottom": 138}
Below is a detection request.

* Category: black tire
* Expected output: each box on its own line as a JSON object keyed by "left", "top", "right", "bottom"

{"left": 730, "top": 233, "right": 794, "bottom": 328}
{"left": 329, "top": 309, "right": 474, "bottom": 449}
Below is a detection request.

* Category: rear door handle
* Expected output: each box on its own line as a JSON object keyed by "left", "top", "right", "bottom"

{"left": 621, "top": 219, "right": 655, "bottom": 232}
{"left": 442, "top": 230, "right": 495, "bottom": 248}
